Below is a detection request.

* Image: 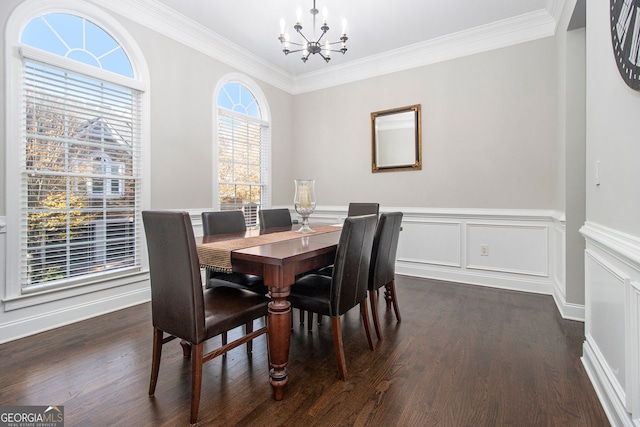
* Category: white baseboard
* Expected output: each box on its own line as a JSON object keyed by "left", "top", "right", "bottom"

{"left": 582, "top": 338, "right": 632, "bottom": 427}
{"left": 0, "top": 286, "right": 150, "bottom": 344}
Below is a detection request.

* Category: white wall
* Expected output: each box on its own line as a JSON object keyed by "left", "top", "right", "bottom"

{"left": 581, "top": 0, "right": 640, "bottom": 425}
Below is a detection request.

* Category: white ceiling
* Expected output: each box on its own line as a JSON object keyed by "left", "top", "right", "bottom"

{"left": 153, "top": 0, "right": 552, "bottom": 77}
{"left": 101, "top": 0, "right": 563, "bottom": 92}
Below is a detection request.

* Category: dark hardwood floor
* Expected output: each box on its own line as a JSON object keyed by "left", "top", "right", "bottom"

{"left": 0, "top": 276, "right": 609, "bottom": 426}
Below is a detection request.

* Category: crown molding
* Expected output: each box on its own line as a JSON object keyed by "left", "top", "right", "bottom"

{"left": 88, "top": 0, "right": 294, "bottom": 93}
{"left": 292, "top": 8, "right": 557, "bottom": 93}
{"left": 89, "top": 0, "right": 560, "bottom": 95}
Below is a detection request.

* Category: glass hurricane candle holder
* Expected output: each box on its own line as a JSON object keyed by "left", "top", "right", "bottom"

{"left": 294, "top": 179, "right": 316, "bottom": 233}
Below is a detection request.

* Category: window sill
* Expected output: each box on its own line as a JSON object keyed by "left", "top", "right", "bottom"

{"left": 2, "top": 268, "right": 149, "bottom": 311}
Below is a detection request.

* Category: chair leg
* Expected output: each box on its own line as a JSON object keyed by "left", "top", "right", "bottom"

{"left": 179, "top": 340, "right": 192, "bottom": 358}
{"left": 190, "top": 343, "right": 204, "bottom": 425}
{"left": 149, "top": 327, "right": 163, "bottom": 396}
{"left": 386, "top": 279, "right": 402, "bottom": 322}
{"left": 307, "top": 311, "right": 313, "bottom": 333}
{"left": 331, "top": 316, "right": 348, "bottom": 381}
{"left": 360, "top": 301, "right": 375, "bottom": 351}
{"left": 369, "top": 289, "right": 383, "bottom": 341}
{"left": 300, "top": 309, "right": 305, "bottom": 324}
{"left": 245, "top": 321, "right": 253, "bottom": 354}
{"left": 384, "top": 286, "right": 392, "bottom": 310}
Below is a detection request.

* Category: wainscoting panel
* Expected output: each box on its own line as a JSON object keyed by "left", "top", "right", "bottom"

{"left": 396, "top": 220, "right": 461, "bottom": 267}
{"left": 581, "top": 222, "right": 640, "bottom": 427}
{"left": 385, "top": 208, "right": 557, "bottom": 297}
{"left": 466, "top": 223, "right": 548, "bottom": 276}
{"left": 584, "top": 250, "right": 627, "bottom": 408}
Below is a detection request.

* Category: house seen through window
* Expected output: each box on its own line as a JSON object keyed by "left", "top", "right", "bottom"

{"left": 19, "top": 13, "right": 141, "bottom": 289}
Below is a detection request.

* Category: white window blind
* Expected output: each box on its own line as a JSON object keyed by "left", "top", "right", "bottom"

{"left": 217, "top": 108, "right": 270, "bottom": 227}
{"left": 21, "top": 59, "right": 142, "bottom": 291}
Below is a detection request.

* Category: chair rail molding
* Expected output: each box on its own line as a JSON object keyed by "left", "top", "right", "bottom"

{"left": 284, "top": 205, "right": 574, "bottom": 319}
{"left": 580, "top": 221, "right": 640, "bottom": 427}
{"left": 0, "top": 207, "right": 577, "bottom": 344}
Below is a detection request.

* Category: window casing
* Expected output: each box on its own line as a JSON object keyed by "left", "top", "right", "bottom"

{"left": 7, "top": 9, "right": 145, "bottom": 295}
{"left": 216, "top": 79, "right": 271, "bottom": 227}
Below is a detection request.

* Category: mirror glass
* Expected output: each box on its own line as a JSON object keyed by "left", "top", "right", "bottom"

{"left": 371, "top": 105, "right": 421, "bottom": 172}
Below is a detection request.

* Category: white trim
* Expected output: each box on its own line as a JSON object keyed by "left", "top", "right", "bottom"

{"left": 91, "top": 0, "right": 561, "bottom": 94}
{"left": 293, "top": 9, "right": 558, "bottom": 94}
{"left": 0, "top": 285, "right": 150, "bottom": 345}
{"left": 582, "top": 339, "right": 632, "bottom": 427}
{"left": 19, "top": 45, "right": 146, "bottom": 91}
{"left": 581, "top": 221, "right": 640, "bottom": 426}
{"left": 193, "top": 206, "right": 574, "bottom": 317}
{"left": 581, "top": 222, "right": 640, "bottom": 270}
{"left": 212, "top": 73, "right": 272, "bottom": 211}
{"left": 90, "top": 0, "right": 293, "bottom": 93}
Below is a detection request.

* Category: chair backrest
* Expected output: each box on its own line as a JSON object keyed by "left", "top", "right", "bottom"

{"left": 259, "top": 208, "right": 292, "bottom": 229}
{"left": 142, "top": 211, "right": 205, "bottom": 344}
{"left": 369, "top": 212, "right": 403, "bottom": 291}
{"left": 202, "top": 210, "right": 246, "bottom": 235}
{"left": 347, "top": 202, "right": 380, "bottom": 218}
{"left": 330, "top": 214, "right": 378, "bottom": 316}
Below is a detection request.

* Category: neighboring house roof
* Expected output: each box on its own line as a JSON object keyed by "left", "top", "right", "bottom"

{"left": 74, "top": 117, "right": 131, "bottom": 148}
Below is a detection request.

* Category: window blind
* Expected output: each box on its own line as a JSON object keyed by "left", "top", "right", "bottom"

{"left": 217, "top": 109, "right": 269, "bottom": 227}
{"left": 21, "top": 60, "right": 142, "bottom": 291}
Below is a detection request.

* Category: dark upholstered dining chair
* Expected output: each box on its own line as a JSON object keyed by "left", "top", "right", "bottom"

{"left": 347, "top": 202, "right": 380, "bottom": 218}
{"left": 312, "top": 203, "right": 380, "bottom": 283}
{"left": 259, "top": 208, "right": 292, "bottom": 229}
{"left": 201, "top": 210, "right": 267, "bottom": 296}
{"left": 288, "top": 214, "right": 377, "bottom": 381}
{"left": 142, "top": 211, "right": 269, "bottom": 425}
{"left": 368, "top": 212, "right": 403, "bottom": 340}
{"left": 202, "top": 210, "right": 247, "bottom": 235}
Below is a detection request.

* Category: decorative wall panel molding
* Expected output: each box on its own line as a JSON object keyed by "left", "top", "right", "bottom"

{"left": 581, "top": 221, "right": 640, "bottom": 427}
{"left": 309, "top": 206, "right": 561, "bottom": 302}
{"left": 0, "top": 208, "right": 575, "bottom": 345}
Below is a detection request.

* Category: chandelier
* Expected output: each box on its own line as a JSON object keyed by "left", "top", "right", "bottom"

{"left": 278, "top": 0, "right": 348, "bottom": 63}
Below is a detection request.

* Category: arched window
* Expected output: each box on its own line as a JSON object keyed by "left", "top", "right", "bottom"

{"left": 215, "top": 77, "right": 271, "bottom": 227}
{"left": 6, "top": 5, "right": 146, "bottom": 294}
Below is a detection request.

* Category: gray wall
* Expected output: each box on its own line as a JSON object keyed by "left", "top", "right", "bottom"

{"left": 0, "top": 0, "right": 558, "bottom": 213}
{"left": 291, "top": 38, "right": 558, "bottom": 209}
{"left": 0, "top": 0, "right": 295, "bottom": 213}
{"left": 586, "top": 0, "right": 640, "bottom": 237}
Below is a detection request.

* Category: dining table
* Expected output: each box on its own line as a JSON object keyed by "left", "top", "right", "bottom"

{"left": 196, "top": 223, "right": 342, "bottom": 401}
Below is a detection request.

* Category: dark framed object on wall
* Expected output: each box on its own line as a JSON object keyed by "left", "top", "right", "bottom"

{"left": 371, "top": 104, "right": 422, "bottom": 173}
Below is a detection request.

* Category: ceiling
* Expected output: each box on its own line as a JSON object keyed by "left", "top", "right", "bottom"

{"left": 153, "top": 0, "right": 553, "bottom": 77}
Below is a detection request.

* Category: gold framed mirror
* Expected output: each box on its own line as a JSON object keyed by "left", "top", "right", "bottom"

{"left": 371, "top": 104, "right": 422, "bottom": 173}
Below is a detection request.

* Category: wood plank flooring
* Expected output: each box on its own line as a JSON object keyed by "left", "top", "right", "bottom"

{"left": 0, "top": 276, "right": 609, "bottom": 426}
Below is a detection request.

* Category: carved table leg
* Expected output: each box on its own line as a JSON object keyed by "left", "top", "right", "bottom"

{"left": 267, "top": 285, "right": 292, "bottom": 401}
